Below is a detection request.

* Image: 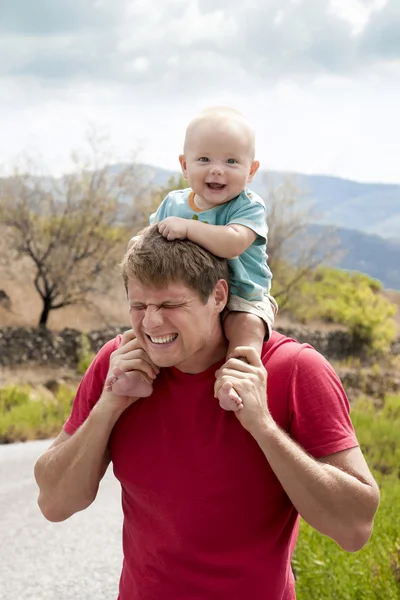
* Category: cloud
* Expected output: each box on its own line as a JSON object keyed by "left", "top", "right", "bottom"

{"left": 0, "top": 0, "right": 122, "bottom": 35}
{"left": 0, "top": 0, "right": 399, "bottom": 93}
{"left": 361, "top": 0, "right": 400, "bottom": 60}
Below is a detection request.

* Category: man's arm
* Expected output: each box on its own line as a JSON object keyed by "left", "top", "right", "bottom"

{"left": 34, "top": 400, "right": 119, "bottom": 522}
{"left": 34, "top": 330, "right": 159, "bottom": 522}
{"left": 251, "top": 424, "right": 379, "bottom": 552}
{"left": 214, "top": 346, "right": 380, "bottom": 552}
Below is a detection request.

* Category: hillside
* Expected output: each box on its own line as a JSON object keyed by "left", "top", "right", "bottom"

{"left": 139, "top": 164, "right": 400, "bottom": 240}
{"left": 138, "top": 164, "right": 400, "bottom": 289}
{"left": 1, "top": 164, "right": 399, "bottom": 291}
{"left": 309, "top": 225, "right": 400, "bottom": 290}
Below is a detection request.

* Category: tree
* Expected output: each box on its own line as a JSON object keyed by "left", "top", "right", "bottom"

{"left": 262, "top": 176, "right": 341, "bottom": 309}
{"left": 137, "top": 173, "right": 187, "bottom": 223}
{"left": 0, "top": 140, "right": 142, "bottom": 327}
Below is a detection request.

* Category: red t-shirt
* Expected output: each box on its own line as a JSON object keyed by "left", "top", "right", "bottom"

{"left": 64, "top": 331, "right": 358, "bottom": 600}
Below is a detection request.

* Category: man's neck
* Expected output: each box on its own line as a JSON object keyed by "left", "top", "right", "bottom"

{"left": 174, "top": 329, "right": 228, "bottom": 374}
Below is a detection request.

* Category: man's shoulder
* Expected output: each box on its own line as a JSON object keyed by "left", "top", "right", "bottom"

{"left": 262, "top": 331, "right": 317, "bottom": 365}
{"left": 262, "top": 330, "right": 333, "bottom": 376}
{"left": 101, "top": 334, "right": 123, "bottom": 353}
{"left": 87, "top": 335, "right": 122, "bottom": 371}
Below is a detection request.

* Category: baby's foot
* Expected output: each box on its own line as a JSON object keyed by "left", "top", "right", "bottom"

{"left": 217, "top": 381, "right": 243, "bottom": 412}
{"left": 105, "top": 368, "right": 154, "bottom": 398}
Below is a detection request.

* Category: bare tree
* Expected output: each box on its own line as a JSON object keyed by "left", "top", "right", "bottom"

{"left": 0, "top": 138, "right": 143, "bottom": 327}
{"left": 263, "top": 176, "right": 342, "bottom": 309}
{"left": 136, "top": 173, "right": 187, "bottom": 225}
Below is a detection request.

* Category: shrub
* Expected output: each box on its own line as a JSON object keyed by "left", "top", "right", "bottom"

{"left": 0, "top": 384, "right": 74, "bottom": 443}
{"left": 287, "top": 267, "right": 397, "bottom": 355}
{"left": 77, "top": 333, "right": 95, "bottom": 375}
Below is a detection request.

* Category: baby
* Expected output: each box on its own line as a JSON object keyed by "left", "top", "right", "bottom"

{"left": 108, "top": 107, "right": 277, "bottom": 411}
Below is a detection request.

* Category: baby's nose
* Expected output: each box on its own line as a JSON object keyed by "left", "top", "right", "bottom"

{"left": 210, "top": 162, "right": 224, "bottom": 175}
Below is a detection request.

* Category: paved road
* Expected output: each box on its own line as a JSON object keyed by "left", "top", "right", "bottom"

{"left": 0, "top": 440, "right": 123, "bottom": 599}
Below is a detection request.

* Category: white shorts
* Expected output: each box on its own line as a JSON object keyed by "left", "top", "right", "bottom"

{"left": 224, "top": 293, "right": 278, "bottom": 340}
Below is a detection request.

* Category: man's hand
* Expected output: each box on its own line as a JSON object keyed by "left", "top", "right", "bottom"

{"left": 214, "top": 346, "right": 271, "bottom": 434}
{"left": 158, "top": 216, "right": 189, "bottom": 241}
{"left": 101, "top": 330, "right": 160, "bottom": 415}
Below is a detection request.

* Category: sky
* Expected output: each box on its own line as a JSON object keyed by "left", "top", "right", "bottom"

{"left": 0, "top": 0, "right": 399, "bottom": 183}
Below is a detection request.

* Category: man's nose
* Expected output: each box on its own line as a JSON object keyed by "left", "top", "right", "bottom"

{"left": 142, "top": 306, "right": 164, "bottom": 329}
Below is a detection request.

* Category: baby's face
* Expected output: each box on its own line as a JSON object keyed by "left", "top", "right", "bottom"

{"left": 179, "top": 118, "right": 259, "bottom": 209}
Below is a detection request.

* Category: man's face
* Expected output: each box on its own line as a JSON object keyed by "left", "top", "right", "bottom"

{"left": 127, "top": 277, "right": 228, "bottom": 373}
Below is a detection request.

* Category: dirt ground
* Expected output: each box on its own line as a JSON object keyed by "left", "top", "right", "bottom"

{"left": 0, "top": 364, "right": 81, "bottom": 389}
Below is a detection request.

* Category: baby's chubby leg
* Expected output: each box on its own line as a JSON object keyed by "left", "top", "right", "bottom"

{"left": 105, "top": 369, "right": 155, "bottom": 397}
{"left": 218, "top": 311, "right": 266, "bottom": 411}
{"left": 103, "top": 327, "right": 160, "bottom": 398}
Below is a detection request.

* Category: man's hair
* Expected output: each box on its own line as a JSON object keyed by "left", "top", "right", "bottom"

{"left": 121, "top": 224, "right": 230, "bottom": 303}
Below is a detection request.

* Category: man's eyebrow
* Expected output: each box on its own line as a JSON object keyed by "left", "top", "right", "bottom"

{"left": 128, "top": 299, "right": 188, "bottom": 306}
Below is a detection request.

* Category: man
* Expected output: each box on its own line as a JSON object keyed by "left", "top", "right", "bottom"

{"left": 34, "top": 225, "right": 379, "bottom": 600}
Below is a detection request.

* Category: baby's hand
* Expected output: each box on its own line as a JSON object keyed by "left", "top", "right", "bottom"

{"left": 158, "top": 217, "right": 189, "bottom": 241}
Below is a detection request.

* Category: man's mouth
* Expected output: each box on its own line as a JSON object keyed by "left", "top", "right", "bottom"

{"left": 147, "top": 334, "right": 178, "bottom": 345}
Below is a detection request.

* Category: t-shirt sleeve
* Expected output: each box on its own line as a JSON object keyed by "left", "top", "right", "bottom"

{"left": 63, "top": 337, "right": 121, "bottom": 436}
{"left": 227, "top": 192, "right": 267, "bottom": 241}
{"left": 288, "top": 347, "right": 359, "bottom": 458}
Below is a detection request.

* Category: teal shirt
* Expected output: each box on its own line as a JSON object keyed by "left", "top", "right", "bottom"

{"left": 150, "top": 188, "right": 272, "bottom": 301}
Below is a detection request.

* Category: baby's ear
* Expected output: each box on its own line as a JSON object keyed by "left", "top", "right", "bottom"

{"left": 179, "top": 154, "right": 188, "bottom": 178}
{"left": 248, "top": 160, "right": 260, "bottom": 182}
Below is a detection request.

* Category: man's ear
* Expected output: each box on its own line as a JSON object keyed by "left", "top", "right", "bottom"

{"left": 213, "top": 279, "right": 229, "bottom": 313}
{"left": 247, "top": 160, "right": 260, "bottom": 183}
{"left": 179, "top": 154, "right": 188, "bottom": 179}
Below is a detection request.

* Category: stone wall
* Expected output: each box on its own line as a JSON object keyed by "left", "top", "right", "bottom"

{"left": 0, "top": 325, "right": 398, "bottom": 368}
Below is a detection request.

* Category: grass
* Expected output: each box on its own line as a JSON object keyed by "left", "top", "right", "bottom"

{"left": 0, "top": 384, "right": 399, "bottom": 596}
{"left": 0, "top": 384, "right": 74, "bottom": 443}
{"left": 294, "top": 395, "right": 400, "bottom": 599}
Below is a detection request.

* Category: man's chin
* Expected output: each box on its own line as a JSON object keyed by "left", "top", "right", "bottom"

{"left": 146, "top": 351, "right": 177, "bottom": 369}
{"left": 154, "top": 358, "right": 176, "bottom": 368}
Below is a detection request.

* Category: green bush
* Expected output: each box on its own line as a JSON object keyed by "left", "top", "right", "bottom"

{"left": 294, "top": 395, "right": 400, "bottom": 599}
{"left": 77, "top": 333, "right": 95, "bottom": 375}
{"left": 0, "top": 384, "right": 74, "bottom": 443}
{"left": 287, "top": 267, "right": 397, "bottom": 354}
{"left": 0, "top": 385, "right": 31, "bottom": 413}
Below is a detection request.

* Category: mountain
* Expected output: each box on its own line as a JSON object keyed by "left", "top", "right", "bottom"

{"left": 137, "top": 164, "right": 400, "bottom": 288}
{"left": 309, "top": 225, "right": 400, "bottom": 290}
{"left": 2, "top": 164, "right": 400, "bottom": 289}
{"left": 139, "top": 164, "right": 400, "bottom": 240}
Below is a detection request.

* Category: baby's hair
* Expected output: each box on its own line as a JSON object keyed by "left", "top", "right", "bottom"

{"left": 196, "top": 106, "right": 247, "bottom": 120}
{"left": 183, "top": 106, "right": 256, "bottom": 159}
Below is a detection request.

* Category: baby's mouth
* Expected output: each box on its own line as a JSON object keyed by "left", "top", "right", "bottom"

{"left": 206, "top": 183, "right": 226, "bottom": 190}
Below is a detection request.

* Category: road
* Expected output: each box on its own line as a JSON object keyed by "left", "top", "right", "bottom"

{"left": 0, "top": 440, "right": 123, "bottom": 600}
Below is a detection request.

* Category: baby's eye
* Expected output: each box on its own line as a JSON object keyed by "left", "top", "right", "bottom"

{"left": 198, "top": 157, "right": 210, "bottom": 162}
{"left": 226, "top": 158, "right": 238, "bottom": 164}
